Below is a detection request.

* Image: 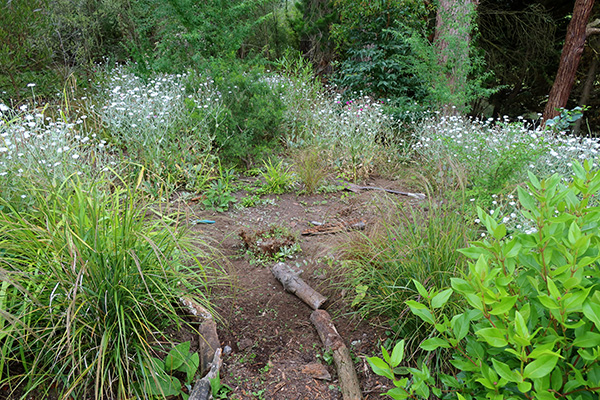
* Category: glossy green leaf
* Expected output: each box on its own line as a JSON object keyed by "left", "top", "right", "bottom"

{"left": 451, "top": 312, "right": 471, "bottom": 341}
{"left": 488, "top": 295, "right": 517, "bottom": 315}
{"left": 367, "top": 356, "right": 394, "bottom": 380}
{"left": 390, "top": 340, "right": 405, "bottom": 368}
{"left": 538, "top": 294, "right": 560, "bottom": 310}
{"left": 583, "top": 299, "right": 600, "bottom": 330}
{"left": 573, "top": 331, "right": 600, "bottom": 348}
{"left": 517, "top": 381, "right": 531, "bottom": 392}
{"left": 412, "top": 279, "right": 429, "bottom": 298}
{"left": 384, "top": 387, "right": 408, "bottom": 400}
{"left": 431, "top": 288, "right": 453, "bottom": 309}
{"left": 514, "top": 310, "right": 529, "bottom": 340}
{"left": 492, "top": 358, "right": 519, "bottom": 383}
{"left": 523, "top": 354, "right": 559, "bottom": 379}
{"left": 493, "top": 223, "right": 507, "bottom": 240}
{"left": 546, "top": 278, "right": 560, "bottom": 300}
{"left": 518, "top": 186, "right": 536, "bottom": 211}
{"left": 406, "top": 300, "right": 435, "bottom": 324}
{"left": 382, "top": 346, "right": 391, "bottom": 365}
{"left": 458, "top": 246, "right": 488, "bottom": 259}
{"left": 568, "top": 221, "right": 582, "bottom": 245}
{"left": 476, "top": 328, "right": 508, "bottom": 347}
{"left": 420, "top": 337, "right": 451, "bottom": 351}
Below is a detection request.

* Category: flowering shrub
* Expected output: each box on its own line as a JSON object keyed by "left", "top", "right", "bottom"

{"left": 413, "top": 114, "right": 600, "bottom": 190}
{"left": 0, "top": 101, "right": 111, "bottom": 206}
{"left": 98, "top": 66, "right": 223, "bottom": 189}
{"left": 268, "top": 70, "right": 411, "bottom": 181}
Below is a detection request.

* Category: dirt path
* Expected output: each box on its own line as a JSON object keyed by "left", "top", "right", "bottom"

{"left": 186, "top": 179, "right": 417, "bottom": 400}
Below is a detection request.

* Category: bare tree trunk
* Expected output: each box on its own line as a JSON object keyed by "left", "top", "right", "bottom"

{"left": 434, "top": 0, "right": 478, "bottom": 113}
{"left": 573, "top": 51, "right": 598, "bottom": 134}
{"left": 543, "top": 0, "right": 595, "bottom": 123}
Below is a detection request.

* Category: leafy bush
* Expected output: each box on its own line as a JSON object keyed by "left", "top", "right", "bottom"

{"left": 0, "top": 177, "right": 214, "bottom": 399}
{"left": 331, "top": 0, "right": 429, "bottom": 104}
{"left": 369, "top": 162, "right": 600, "bottom": 399}
{"left": 207, "top": 61, "right": 286, "bottom": 166}
{"left": 0, "top": 0, "right": 52, "bottom": 101}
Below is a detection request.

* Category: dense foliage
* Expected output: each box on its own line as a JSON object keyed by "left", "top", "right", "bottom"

{"left": 3, "top": 0, "right": 600, "bottom": 397}
{"left": 370, "top": 163, "right": 600, "bottom": 399}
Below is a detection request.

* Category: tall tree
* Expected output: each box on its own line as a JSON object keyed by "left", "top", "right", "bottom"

{"left": 543, "top": 0, "right": 595, "bottom": 122}
{"left": 432, "top": 0, "right": 479, "bottom": 112}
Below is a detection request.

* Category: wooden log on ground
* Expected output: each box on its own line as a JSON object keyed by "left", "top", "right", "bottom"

{"left": 180, "top": 296, "right": 220, "bottom": 376}
{"left": 271, "top": 262, "right": 327, "bottom": 310}
{"left": 188, "top": 348, "right": 223, "bottom": 400}
{"left": 310, "top": 309, "right": 363, "bottom": 400}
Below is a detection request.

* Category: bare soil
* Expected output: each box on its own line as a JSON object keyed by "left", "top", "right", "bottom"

{"left": 184, "top": 177, "right": 422, "bottom": 400}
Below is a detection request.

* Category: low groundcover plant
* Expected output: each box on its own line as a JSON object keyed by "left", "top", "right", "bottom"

{"left": 369, "top": 161, "right": 600, "bottom": 400}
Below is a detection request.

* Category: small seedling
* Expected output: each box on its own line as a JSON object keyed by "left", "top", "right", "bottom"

{"left": 258, "top": 158, "right": 295, "bottom": 194}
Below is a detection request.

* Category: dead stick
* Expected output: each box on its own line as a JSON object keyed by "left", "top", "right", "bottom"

{"left": 343, "top": 182, "right": 426, "bottom": 199}
{"left": 271, "top": 262, "right": 327, "bottom": 310}
{"left": 310, "top": 310, "right": 363, "bottom": 400}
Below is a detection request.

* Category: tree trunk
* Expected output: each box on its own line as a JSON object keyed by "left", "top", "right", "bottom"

{"left": 434, "top": 0, "right": 478, "bottom": 113}
{"left": 573, "top": 51, "right": 598, "bottom": 134}
{"left": 543, "top": 0, "right": 595, "bottom": 123}
{"left": 271, "top": 262, "right": 328, "bottom": 310}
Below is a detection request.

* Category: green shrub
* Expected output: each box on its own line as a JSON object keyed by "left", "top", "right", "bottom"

{"left": 208, "top": 61, "right": 286, "bottom": 165}
{"left": 331, "top": 0, "right": 429, "bottom": 103}
{"left": 0, "top": 177, "right": 214, "bottom": 399}
{"left": 369, "top": 162, "right": 600, "bottom": 399}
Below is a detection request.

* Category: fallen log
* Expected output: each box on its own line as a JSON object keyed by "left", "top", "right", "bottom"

{"left": 310, "top": 310, "right": 363, "bottom": 400}
{"left": 271, "top": 262, "right": 328, "bottom": 310}
{"left": 188, "top": 348, "right": 223, "bottom": 400}
{"left": 343, "top": 181, "right": 426, "bottom": 200}
{"left": 180, "top": 296, "right": 220, "bottom": 376}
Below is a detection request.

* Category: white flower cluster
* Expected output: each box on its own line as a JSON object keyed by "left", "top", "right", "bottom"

{"left": 265, "top": 74, "right": 403, "bottom": 179}
{"left": 98, "top": 67, "right": 223, "bottom": 151}
{"left": 415, "top": 114, "right": 600, "bottom": 233}
{"left": 413, "top": 113, "right": 600, "bottom": 184}
{"left": 0, "top": 99, "right": 112, "bottom": 200}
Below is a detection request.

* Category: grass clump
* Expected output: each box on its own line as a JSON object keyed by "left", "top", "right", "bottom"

{"left": 293, "top": 147, "right": 329, "bottom": 194}
{"left": 258, "top": 158, "right": 296, "bottom": 194}
{"left": 0, "top": 176, "right": 214, "bottom": 399}
{"left": 343, "top": 198, "right": 476, "bottom": 342}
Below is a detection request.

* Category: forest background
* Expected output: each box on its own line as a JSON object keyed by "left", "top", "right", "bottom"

{"left": 2, "top": 0, "right": 598, "bottom": 130}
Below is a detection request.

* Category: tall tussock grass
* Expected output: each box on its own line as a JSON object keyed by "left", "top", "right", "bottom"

{"left": 342, "top": 197, "right": 477, "bottom": 343}
{"left": 0, "top": 176, "right": 214, "bottom": 399}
